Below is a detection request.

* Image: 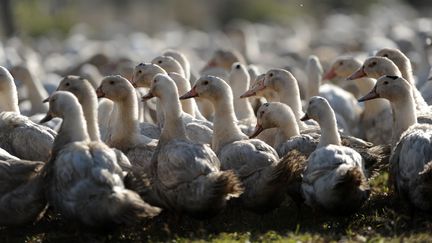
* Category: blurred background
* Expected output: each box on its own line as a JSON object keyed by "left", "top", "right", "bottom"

{"left": 2, "top": 0, "right": 432, "bottom": 37}
{"left": 1, "top": 0, "right": 432, "bottom": 84}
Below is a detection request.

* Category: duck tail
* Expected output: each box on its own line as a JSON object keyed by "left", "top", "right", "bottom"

{"left": 81, "top": 188, "right": 161, "bottom": 227}
{"left": 270, "top": 149, "right": 307, "bottom": 185}
{"left": 335, "top": 166, "right": 369, "bottom": 192}
{"left": 179, "top": 170, "right": 243, "bottom": 219}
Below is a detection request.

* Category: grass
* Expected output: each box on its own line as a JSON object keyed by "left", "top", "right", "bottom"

{"left": 1, "top": 172, "right": 431, "bottom": 242}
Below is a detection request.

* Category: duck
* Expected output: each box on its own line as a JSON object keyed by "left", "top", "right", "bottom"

{"left": 52, "top": 75, "right": 132, "bottom": 170}
{"left": 180, "top": 75, "right": 293, "bottom": 213}
{"left": 349, "top": 56, "right": 429, "bottom": 113}
{"left": 250, "top": 102, "right": 318, "bottom": 157}
{"left": 96, "top": 75, "right": 158, "bottom": 171}
{"left": 54, "top": 76, "right": 101, "bottom": 141}
{"left": 135, "top": 66, "right": 212, "bottom": 144}
{"left": 228, "top": 62, "right": 256, "bottom": 130}
{"left": 0, "top": 66, "right": 56, "bottom": 162}
{"left": 162, "top": 49, "right": 191, "bottom": 82}
{"left": 132, "top": 62, "right": 208, "bottom": 122}
{"left": 325, "top": 56, "right": 392, "bottom": 145}
{"left": 358, "top": 75, "right": 432, "bottom": 211}
{"left": 138, "top": 73, "right": 242, "bottom": 218}
{"left": 240, "top": 68, "right": 323, "bottom": 131}
{"left": 0, "top": 158, "right": 46, "bottom": 226}
{"left": 300, "top": 96, "right": 370, "bottom": 214}
{"left": 375, "top": 48, "right": 429, "bottom": 109}
{"left": 40, "top": 91, "right": 160, "bottom": 227}
{"left": 306, "top": 56, "right": 362, "bottom": 136}
{"left": 131, "top": 63, "right": 213, "bottom": 144}
{"left": 151, "top": 55, "right": 186, "bottom": 79}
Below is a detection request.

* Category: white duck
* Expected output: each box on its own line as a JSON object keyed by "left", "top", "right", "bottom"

{"left": 131, "top": 63, "right": 213, "bottom": 144}
{"left": 228, "top": 62, "right": 256, "bottom": 128}
{"left": 250, "top": 102, "right": 318, "bottom": 157}
{"left": 163, "top": 49, "right": 191, "bottom": 81}
{"left": 41, "top": 91, "right": 160, "bottom": 227}
{"left": 52, "top": 76, "right": 132, "bottom": 170}
{"left": 140, "top": 70, "right": 212, "bottom": 144}
{"left": 306, "top": 56, "right": 362, "bottom": 136}
{"left": 180, "top": 75, "right": 293, "bottom": 213}
{"left": 349, "top": 56, "right": 429, "bottom": 112}
{"left": 132, "top": 62, "right": 207, "bottom": 122}
{"left": 96, "top": 75, "right": 158, "bottom": 171}
{"left": 358, "top": 75, "right": 432, "bottom": 211}
{"left": 325, "top": 56, "right": 392, "bottom": 145}
{"left": 138, "top": 74, "right": 242, "bottom": 218}
{"left": 0, "top": 66, "right": 56, "bottom": 162}
{"left": 376, "top": 48, "right": 429, "bottom": 110}
{"left": 300, "top": 96, "right": 370, "bottom": 214}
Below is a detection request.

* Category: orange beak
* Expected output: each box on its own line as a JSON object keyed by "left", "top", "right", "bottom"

{"left": 358, "top": 87, "right": 379, "bottom": 102}
{"left": 141, "top": 92, "right": 154, "bottom": 101}
{"left": 249, "top": 124, "right": 264, "bottom": 139}
{"left": 322, "top": 67, "right": 337, "bottom": 81}
{"left": 179, "top": 86, "right": 198, "bottom": 99}
{"left": 347, "top": 67, "right": 367, "bottom": 80}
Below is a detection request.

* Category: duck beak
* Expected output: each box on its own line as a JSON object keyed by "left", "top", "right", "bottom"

{"left": 141, "top": 92, "right": 154, "bottom": 101}
{"left": 249, "top": 124, "right": 264, "bottom": 139}
{"left": 358, "top": 88, "right": 379, "bottom": 102}
{"left": 300, "top": 114, "right": 310, "bottom": 121}
{"left": 39, "top": 113, "right": 53, "bottom": 123}
{"left": 179, "top": 86, "right": 198, "bottom": 99}
{"left": 322, "top": 67, "right": 337, "bottom": 81}
{"left": 240, "top": 89, "right": 256, "bottom": 98}
{"left": 96, "top": 87, "right": 105, "bottom": 98}
{"left": 347, "top": 67, "right": 366, "bottom": 80}
{"left": 42, "top": 97, "right": 50, "bottom": 103}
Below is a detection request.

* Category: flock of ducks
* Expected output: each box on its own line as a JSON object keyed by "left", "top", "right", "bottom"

{"left": 0, "top": 38, "right": 432, "bottom": 229}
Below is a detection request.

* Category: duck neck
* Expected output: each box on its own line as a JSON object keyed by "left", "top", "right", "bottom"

{"left": 109, "top": 94, "right": 145, "bottom": 149}
{"left": 231, "top": 78, "right": 255, "bottom": 121}
{"left": 80, "top": 94, "right": 101, "bottom": 141}
{"left": 317, "top": 110, "right": 341, "bottom": 148}
{"left": 275, "top": 82, "right": 305, "bottom": 129}
{"left": 56, "top": 108, "right": 90, "bottom": 149}
{"left": 0, "top": 83, "right": 19, "bottom": 113}
{"left": 159, "top": 90, "right": 187, "bottom": 143}
{"left": 307, "top": 75, "right": 320, "bottom": 100}
{"left": 172, "top": 75, "right": 195, "bottom": 117}
{"left": 212, "top": 94, "right": 246, "bottom": 153}
{"left": 394, "top": 63, "right": 428, "bottom": 111}
{"left": 390, "top": 95, "right": 417, "bottom": 145}
{"left": 274, "top": 111, "right": 300, "bottom": 147}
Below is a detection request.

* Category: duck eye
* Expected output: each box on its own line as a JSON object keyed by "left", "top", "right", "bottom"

{"left": 203, "top": 80, "right": 209, "bottom": 85}
{"left": 158, "top": 60, "right": 162, "bottom": 64}
{"left": 236, "top": 64, "right": 241, "bottom": 69}
{"left": 369, "top": 61, "right": 377, "bottom": 68}
{"left": 384, "top": 81, "right": 389, "bottom": 85}
{"left": 153, "top": 79, "right": 157, "bottom": 83}
{"left": 65, "top": 83, "right": 70, "bottom": 86}
{"left": 339, "top": 61, "right": 343, "bottom": 66}
{"left": 110, "top": 81, "right": 115, "bottom": 85}
{"left": 383, "top": 54, "right": 388, "bottom": 58}
{"left": 138, "top": 70, "right": 142, "bottom": 74}
{"left": 269, "top": 73, "right": 273, "bottom": 77}
{"left": 260, "top": 111, "right": 265, "bottom": 116}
